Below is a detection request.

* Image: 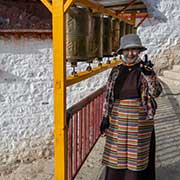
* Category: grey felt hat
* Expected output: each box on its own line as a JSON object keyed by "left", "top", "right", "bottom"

{"left": 117, "top": 34, "right": 147, "bottom": 54}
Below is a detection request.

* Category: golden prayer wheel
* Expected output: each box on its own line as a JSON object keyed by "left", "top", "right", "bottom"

{"left": 89, "top": 14, "right": 103, "bottom": 60}
{"left": 103, "top": 16, "right": 112, "bottom": 57}
{"left": 66, "top": 6, "right": 91, "bottom": 62}
{"left": 120, "top": 21, "right": 126, "bottom": 38}
{"left": 112, "top": 18, "right": 120, "bottom": 53}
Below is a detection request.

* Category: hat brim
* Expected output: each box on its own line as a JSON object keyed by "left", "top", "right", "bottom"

{"left": 117, "top": 44, "right": 147, "bottom": 54}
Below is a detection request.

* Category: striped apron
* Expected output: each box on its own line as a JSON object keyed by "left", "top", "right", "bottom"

{"left": 102, "top": 98, "right": 154, "bottom": 171}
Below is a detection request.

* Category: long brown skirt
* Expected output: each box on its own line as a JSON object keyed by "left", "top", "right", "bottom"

{"left": 104, "top": 129, "right": 155, "bottom": 180}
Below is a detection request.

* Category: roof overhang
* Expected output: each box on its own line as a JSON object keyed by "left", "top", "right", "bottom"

{"left": 75, "top": 0, "right": 166, "bottom": 28}
{"left": 74, "top": 0, "right": 150, "bottom": 27}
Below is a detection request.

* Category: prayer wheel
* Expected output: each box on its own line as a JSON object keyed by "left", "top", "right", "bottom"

{"left": 120, "top": 21, "right": 126, "bottom": 38}
{"left": 66, "top": 6, "right": 91, "bottom": 62}
{"left": 103, "top": 16, "right": 112, "bottom": 57}
{"left": 89, "top": 14, "right": 103, "bottom": 60}
{"left": 112, "top": 19, "right": 120, "bottom": 53}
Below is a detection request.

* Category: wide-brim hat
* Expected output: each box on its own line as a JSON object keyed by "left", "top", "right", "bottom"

{"left": 117, "top": 34, "right": 147, "bottom": 54}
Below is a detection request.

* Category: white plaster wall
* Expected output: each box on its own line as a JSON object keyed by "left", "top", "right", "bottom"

{"left": 138, "top": 0, "right": 180, "bottom": 72}
{"left": 0, "top": 0, "right": 180, "bottom": 174}
{"left": 0, "top": 37, "right": 110, "bottom": 174}
{"left": 0, "top": 38, "right": 54, "bottom": 173}
{"left": 66, "top": 61, "right": 111, "bottom": 108}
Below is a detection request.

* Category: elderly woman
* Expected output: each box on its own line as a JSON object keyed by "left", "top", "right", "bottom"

{"left": 100, "top": 34, "right": 162, "bottom": 180}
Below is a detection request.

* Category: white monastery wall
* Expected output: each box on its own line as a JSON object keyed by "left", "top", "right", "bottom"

{"left": 0, "top": 38, "right": 54, "bottom": 173}
{"left": 0, "top": 0, "right": 180, "bottom": 174}
{"left": 138, "top": 0, "right": 180, "bottom": 73}
{"left": 0, "top": 37, "right": 110, "bottom": 173}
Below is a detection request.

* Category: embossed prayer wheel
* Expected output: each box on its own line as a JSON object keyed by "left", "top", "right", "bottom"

{"left": 66, "top": 6, "right": 91, "bottom": 62}
{"left": 89, "top": 13, "right": 103, "bottom": 59}
{"left": 112, "top": 18, "right": 120, "bottom": 52}
{"left": 120, "top": 21, "right": 126, "bottom": 38}
{"left": 128, "top": 24, "right": 133, "bottom": 33}
{"left": 125, "top": 22, "right": 132, "bottom": 34}
{"left": 103, "top": 16, "right": 112, "bottom": 57}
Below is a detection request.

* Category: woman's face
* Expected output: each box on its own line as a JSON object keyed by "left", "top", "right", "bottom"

{"left": 122, "top": 48, "right": 140, "bottom": 64}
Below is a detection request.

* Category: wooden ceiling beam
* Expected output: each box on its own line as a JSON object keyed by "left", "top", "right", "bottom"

{"left": 117, "top": 0, "right": 138, "bottom": 13}
{"left": 76, "top": 0, "right": 134, "bottom": 25}
{"left": 104, "top": 2, "right": 143, "bottom": 9}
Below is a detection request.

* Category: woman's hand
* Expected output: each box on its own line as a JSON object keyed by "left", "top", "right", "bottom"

{"left": 140, "top": 61, "right": 155, "bottom": 76}
{"left": 141, "top": 56, "right": 155, "bottom": 76}
{"left": 100, "top": 117, "right": 109, "bottom": 134}
{"left": 141, "top": 65, "right": 155, "bottom": 76}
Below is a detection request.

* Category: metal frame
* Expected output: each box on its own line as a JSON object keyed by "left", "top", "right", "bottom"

{"left": 67, "top": 85, "right": 105, "bottom": 179}
{"left": 135, "top": 14, "right": 149, "bottom": 28}
{"left": 38, "top": 0, "right": 149, "bottom": 179}
{"left": 66, "top": 59, "right": 122, "bottom": 87}
{"left": 76, "top": 0, "right": 134, "bottom": 25}
{"left": 52, "top": 1, "right": 67, "bottom": 180}
{"left": 117, "top": 0, "right": 138, "bottom": 13}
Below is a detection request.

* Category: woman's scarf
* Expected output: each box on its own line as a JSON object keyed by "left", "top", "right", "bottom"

{"left": 121, "top": 55, "right": 141, "bottom": 65}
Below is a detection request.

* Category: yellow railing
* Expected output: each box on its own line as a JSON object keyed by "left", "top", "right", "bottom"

{"left": 66, "top": 59, "right": 121, "bottom": 87}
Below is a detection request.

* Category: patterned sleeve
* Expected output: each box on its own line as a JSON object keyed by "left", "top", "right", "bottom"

{"left": 143, "top": 73, "right": 163, "bottom": 98}
{"left": 102, "top": 70, "right": 113, "bottom": 118}
{"left": 102, "top": 67, "right": 118, "bottom": 118}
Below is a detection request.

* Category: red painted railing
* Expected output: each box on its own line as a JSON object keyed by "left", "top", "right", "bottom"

{"left": 67, "top": 86, "right": 106, "bottom": 180}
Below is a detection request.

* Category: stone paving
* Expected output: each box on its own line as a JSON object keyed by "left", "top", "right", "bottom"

{"left": 1, "top": 78, "right": 180, "bottom": 180}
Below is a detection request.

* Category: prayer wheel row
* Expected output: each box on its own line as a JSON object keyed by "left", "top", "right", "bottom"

{"left": 66, "top": 6, "right": 133, "bottom": 62}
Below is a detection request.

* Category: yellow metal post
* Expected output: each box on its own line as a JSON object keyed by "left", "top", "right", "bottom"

{"left": 64, "top": 0, "right": 75, "bottom": 13}
{"left": 53, "top": 0, "right": 67, "bottom": 180}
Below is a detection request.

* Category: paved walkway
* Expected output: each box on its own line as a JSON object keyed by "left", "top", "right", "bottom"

{"left": 1, "top": 79, "right": 180, "bottom": 180}
{"left": 81, "top": 79, "right": 180, "bottom": 180}
{"left": 99, "top": 80, "right": 180, "bottom": 180}
{"left": 154, "top": 80, "right": 180, "bottom": 180}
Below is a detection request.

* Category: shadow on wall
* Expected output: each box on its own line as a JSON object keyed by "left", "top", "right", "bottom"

{"left": 141, "top": 0, "right": 167, "bottom": 27}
